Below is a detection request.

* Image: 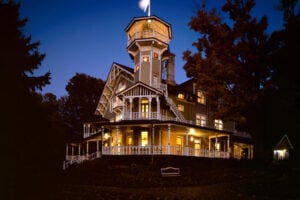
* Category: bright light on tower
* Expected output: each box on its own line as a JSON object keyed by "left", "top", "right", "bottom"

{"left": 138, "top": 0, "right": 150, "bottom": 16}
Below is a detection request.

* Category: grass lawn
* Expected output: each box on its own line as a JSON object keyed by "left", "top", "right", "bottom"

{"left": 54, "top": 156, "right": 299, "bottom": 200}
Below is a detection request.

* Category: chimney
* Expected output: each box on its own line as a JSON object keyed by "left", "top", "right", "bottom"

{"left": 166, "top": 52, "right": 176, "bottom": 86}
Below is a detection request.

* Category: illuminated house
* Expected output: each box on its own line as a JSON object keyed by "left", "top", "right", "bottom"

{"left": 273, "top": 134, "right": 294, "bottom": 160}
{"left": 63, "top": 15, "right": 253, "bottom": 169}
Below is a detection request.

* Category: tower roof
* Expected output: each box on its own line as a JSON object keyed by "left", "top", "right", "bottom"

{"left": 125, "top": 15, "right": 172, "bottom": 39}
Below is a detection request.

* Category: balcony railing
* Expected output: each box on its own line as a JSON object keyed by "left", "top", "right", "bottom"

{"left": 123, "top": 112, "right": 177, "bottom": 121}
{"left": 128, "top": 30, "right": 170, "bottom": 46}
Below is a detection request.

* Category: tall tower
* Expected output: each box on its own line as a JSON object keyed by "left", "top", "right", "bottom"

{"left": 125, "top": 16, "right": 175, "bottom": 87}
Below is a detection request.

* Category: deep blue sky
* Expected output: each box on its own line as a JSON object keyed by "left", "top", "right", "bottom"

{"left": 19, "top": 0, "right": 284, "bottom": 98}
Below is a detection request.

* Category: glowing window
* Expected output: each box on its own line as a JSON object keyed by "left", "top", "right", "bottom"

{"left": 142, "top": 55, "right": 150, "bottom": 62}
{"left": 135, "top": 64, "right": 140, "bottom": 72}
{"left": 176, "top": 136, "right": 182, "bottom": 146}
{"left": 177, "top": 93, "right": 184, "bottom": 99}
{"left": 197, "top": 90, "right": 206, "bottom": 104}
{"left": 128, "top": 137, "right": 133, "bottom": 145}
{"left": 178, "top": 104, "right": 184, "bottom": 112}
{"left": 141, "top": 131, "right": 148, "bottom": 146}
{"left": 214, "top": 119, "right": 223, "bottom": 130}
{"left": 196, "top": 114, "right": 207, "bottom": 126}
{"left": 153, "top": 52, "right": 159, "bottom": 59}
{"left": 141, "top": 99, "right": 149, "bottom": 118}
{"left": 215, "top": 143, "right": 220, "bottom": 150}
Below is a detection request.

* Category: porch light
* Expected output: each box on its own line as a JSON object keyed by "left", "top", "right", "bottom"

{"left": 104, "top": 133, "right": 110, "bottom": 140}
{"left": 190, "top": 136, "right": 194, "bottom": 142}
{"left": 189, "top": 128, "right": 195, "bottom": 134}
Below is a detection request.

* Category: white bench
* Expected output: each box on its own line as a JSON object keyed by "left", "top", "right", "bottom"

{"left": 160, "top": 167, "right": 180, "bottom": 177}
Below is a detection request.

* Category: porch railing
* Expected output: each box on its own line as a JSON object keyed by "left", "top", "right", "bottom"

{"left": 63, "top": 151, "right": 101, "bottom": 170}
{"left": 64, "top": 146, "right": 230, "bottom": 170}
{"left": 102, "top": 145, "right": 230, "bottom": 158}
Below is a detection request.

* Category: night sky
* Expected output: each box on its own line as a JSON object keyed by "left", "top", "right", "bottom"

{"left": 19, "top": 0, "right": 284, "bottom": 97}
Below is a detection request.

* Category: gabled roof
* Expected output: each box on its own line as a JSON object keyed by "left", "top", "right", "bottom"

{"left": 116, "top": 81, "right": 163, "bottom": 97}
{"left": 275, "top": 134, "right": 294, "bottom": 150}
{"left": 95, "top": 62, "right": 134, "bottom": 117}
{"left": 113, "top": 62, "right": 134, "bottom": 74}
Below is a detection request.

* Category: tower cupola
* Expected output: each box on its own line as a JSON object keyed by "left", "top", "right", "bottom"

{"left": 125, "top": 16, "right": 174, "bottom": 87}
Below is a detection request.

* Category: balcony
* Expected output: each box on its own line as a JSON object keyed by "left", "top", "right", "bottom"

{"left": 127, "top": 30, "right": 170, "bottom": 46}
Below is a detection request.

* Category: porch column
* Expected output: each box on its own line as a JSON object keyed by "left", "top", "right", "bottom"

{"left": 83, "top": 124, "right": 86, "bottom": 137}
{"left": 208, "top": 138, "right": 211, "bottom": 151}
{"left": 71, "top": 145, "right": 74, "bottom": 156}
{"left": 116, "top": 126, "right": 119, "bottom": 154}
{"left": 152, "top": 124, "right": 155, "bottom": 154}
{"left": 129, "top": 98, "right": 133, "bottom": 120}
{"left": 185, "top": 127, "right": 189, "bottom": 156}
{"left": 110, "top": 132, "right": 112, "bottom": 155}
{"left": 78, "top": 144, "right": 81, "bottom": 156}
{"left": 96, "top": 140, "right": 100, "bottom": 157}
{"left": 97, "top": 140, "right": 99, "bottom": 152}
{"left": 86, "top": 141, "right": 89, "bottom": 157}
{"left": 66, "top": 144, "right": 69, "bottom": 159}
{"left": 168, "top": 124, "right": 171, "bottom": 154}
{"left": 227, "top": 135, "right": 230, "bottom": 157}
{"left": 148, "top": 97, "right": 152, "bottom": 119}
{"left": 101, "top": 126, "right": 104, "bottom": 155}
{"left": 138, "top": 98, "right": 141, "bottom": 118}
{"left": 122, "top": 96, "right": 125, "bottom": 120}
{"left": 156, "top": 96, "right": 160, "bottom": 120}
{"left": 248, "top": 145, "right": 251, "bottom": 159}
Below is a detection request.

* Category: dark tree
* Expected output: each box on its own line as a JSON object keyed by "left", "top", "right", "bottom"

{"left": 61, "top": 73, "right": 105, "bottom": 136}
{"left": 0, "top": 1, "right": 62, "bottom": 199}
{"left": 183, "top": 0, "right": 273, "bottom": 159}
{"left": 266, "top": 0, "right": 300, "bottom": 159}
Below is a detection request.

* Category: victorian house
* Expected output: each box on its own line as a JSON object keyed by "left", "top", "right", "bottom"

{"left": 63, "top": 15, "right": 253, "bottom": 169}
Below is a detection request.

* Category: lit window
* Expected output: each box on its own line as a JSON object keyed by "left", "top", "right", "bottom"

{"left": 153, "top": 52, "right": 159, "bottom": 59}
{"left": 135, "top": 64, "right": 140, "bottom": 72}
{"left": 176, "top": 136, "right": 182, "bottom": 145}
{"left": 215, "top": 143, "right": 220, "bottom": 150}
{"left": 197, "top": 90, "right": 206, "bottom": 104}
{"left": 196, "top": 114, "right": 207, "bottom": 126}
{"left": 178, "top": 104, "right": 184, "bottom": 112}
{"left": 142, "top": 55, "right": 150, "bottom": 62}
{"left": 128, "top": 137, "right": 133, "bottom": 145}
{"left": 214, "top": 119, "right": 223, "bottom": 130}
{"left": 177, "top": 93, "right": 184, "bottom": 99}
{"left": 141, "top": 131, "right": 148, "bottom": 146}
{"left": 141, "top": 99, "right": 149, "bottom": 118}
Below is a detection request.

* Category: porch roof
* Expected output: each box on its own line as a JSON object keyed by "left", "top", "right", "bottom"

{"left": 84, "top": 119, "right": 236, "bottom": 140}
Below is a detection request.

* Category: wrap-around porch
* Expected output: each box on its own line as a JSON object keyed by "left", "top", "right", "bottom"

{"left": 63, "top": 122, "right": 246, "bottom": 169}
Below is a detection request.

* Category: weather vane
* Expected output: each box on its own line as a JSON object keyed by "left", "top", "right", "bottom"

{"left": 139, "top": 0, "right": 150, "bottom": 16}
